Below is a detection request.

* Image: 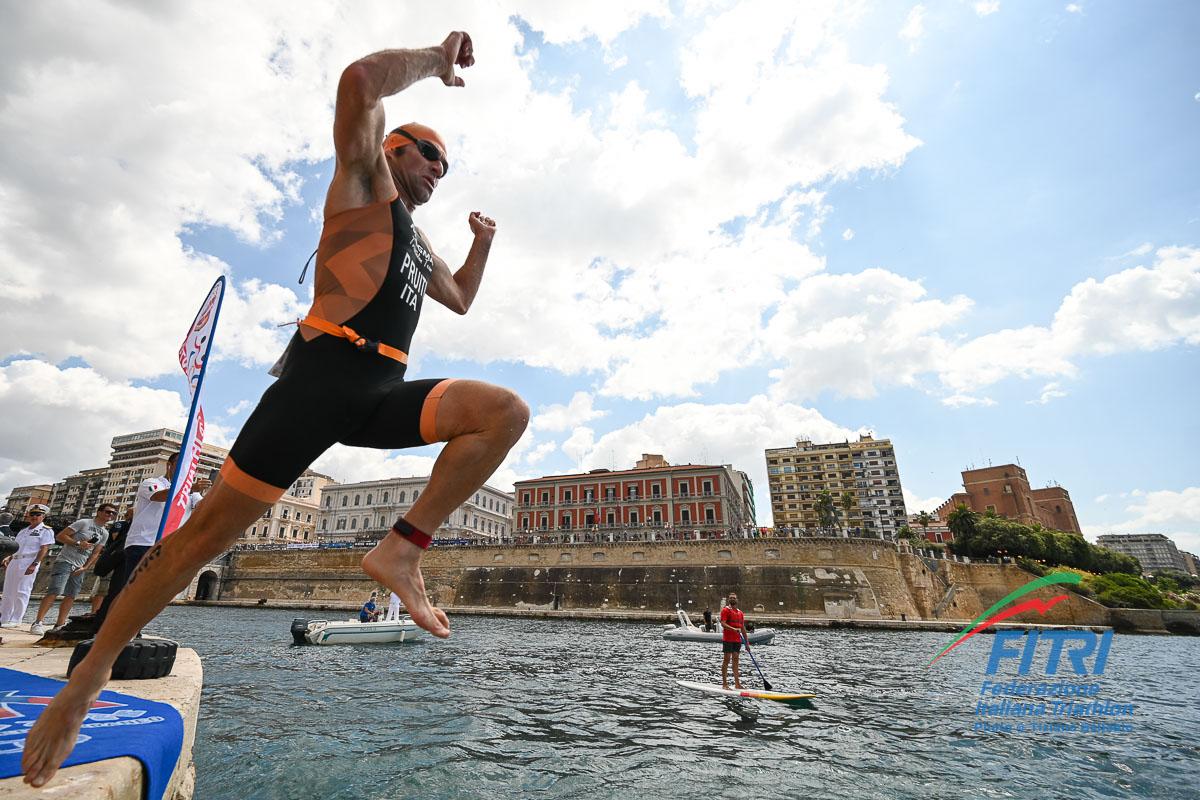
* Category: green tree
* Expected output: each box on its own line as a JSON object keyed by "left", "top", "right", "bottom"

{"left": 815, "top": 490, "right": 837, "bottom": 532}
{"left": 1086, "top": 573, "right": 1171, "bottom": 609}
{"left": 946, "top": 505, "right": 980, "bottom": 554}
{"left": 840, "top": 492, "right": 855, "bottom": 531}
{"left": 916, "top": 511, "right": 934, "bottom": 540}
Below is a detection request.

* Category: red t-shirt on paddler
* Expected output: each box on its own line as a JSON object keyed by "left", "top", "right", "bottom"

{"left": 720, "top": 606, "right": 745, "bottom": 642}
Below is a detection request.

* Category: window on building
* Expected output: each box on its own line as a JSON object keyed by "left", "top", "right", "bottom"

{"left": 703, "top": 481, "right": 713, "bottom": 495}
{"left": 306, "top": 514, "right": 312, "bottom": 523}
{"left": 986, "top": 505, "right": 996, "bottom": 513}
{"left": 322, "top": 520, "right": 328, "bottom": 531}
{"left": 354, "top": 494, "right": 361, "bottom": 506}
{"left": 541, "top": 491, "right": 549, "bottom": 504}
{"left": 413, "top": 490, "right": 419, "bottom": 501}
{"left": 564, "top": 490, "right": 573, "bottom": 502}
{"left": 340, "top": 496, "right": 347, "bottom": 507}
{"left": 561, "top": 516, "right": 571, "bottom": 530}
{"left": 337, "top": 519, "right": 346, "bottom": 530}
{"left": 680, "top": 508, "right": 691, "bottom": 523}
{"left": 629, "top": 511, "right": 639, "bottom": 525}
{"left": 366, "top": 494, "right": 373, "bottom": 505}
{"left": 705, "top": 507, "right": 716, "bottom": 523}
{"left": 351, "top": 519, "right": 357, "bottom": 529}
{"left": 983, "top": 487, "right": 990, "bottom": 495}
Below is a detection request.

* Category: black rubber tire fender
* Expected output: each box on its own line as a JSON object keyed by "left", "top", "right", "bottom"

{"left": 68, "top": 637, "right": 178, "bottom": 680}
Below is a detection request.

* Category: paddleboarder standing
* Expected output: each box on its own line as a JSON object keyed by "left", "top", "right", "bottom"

{"left": 720, "top": 592, "right": 747, "bottom": 690}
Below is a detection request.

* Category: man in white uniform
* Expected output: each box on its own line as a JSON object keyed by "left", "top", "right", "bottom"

{"left": 387, "top": 591, "right": 402, "bottom": 621}
{"left": 0, "top": 505, "right": 56, "bottom": 626}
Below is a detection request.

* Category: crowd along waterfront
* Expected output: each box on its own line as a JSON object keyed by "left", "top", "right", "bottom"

{"left": 145, "top": 605, "right": 1198, "bottom": 800}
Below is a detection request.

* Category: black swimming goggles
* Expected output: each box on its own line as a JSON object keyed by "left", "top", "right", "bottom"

{"left": 388, "top": 129, "right": 449, "bottom": 177}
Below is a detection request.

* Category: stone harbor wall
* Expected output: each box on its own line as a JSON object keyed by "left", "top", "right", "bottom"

{"left": 215, "top": 538, "right": 1124, "bottom": 628}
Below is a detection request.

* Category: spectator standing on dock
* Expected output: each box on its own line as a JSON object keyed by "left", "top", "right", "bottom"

{"left": 0, "top": 505, "right": 55, "bottom": 627}
{"left": 29, "top": 503, "right": 116, "bottom": 635}
{"left": 89, "top": 509, "right": 131, "bottom": 614}
{"left": 719, "top": 592, "right": 747, "bottom": 690}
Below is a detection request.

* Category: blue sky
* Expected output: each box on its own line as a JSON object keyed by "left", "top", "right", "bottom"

{"left": 1, "top": 1, "right": 1197, "bottom": 551}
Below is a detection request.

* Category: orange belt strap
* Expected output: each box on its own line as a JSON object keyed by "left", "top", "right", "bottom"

{"left": 299, "top": 316, "right": 408, "bottom": 364}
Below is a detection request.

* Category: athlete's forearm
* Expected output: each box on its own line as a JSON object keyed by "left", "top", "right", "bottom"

{"left": 351, "top": 47, "right": 448, "bottom": 103}
{"left": 452, "top": 234, "right": 493, "bottom": 313}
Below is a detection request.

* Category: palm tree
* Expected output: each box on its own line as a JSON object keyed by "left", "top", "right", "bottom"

{"left": 916, "top": 510, "right": 934, "bottom": 541}
{"left": 840, "top": 491, "right": 856, "bottom": 533}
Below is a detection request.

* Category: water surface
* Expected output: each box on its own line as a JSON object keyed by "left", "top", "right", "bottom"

{"left": 146, "top": 607, "right": 1199, "bottom": 799}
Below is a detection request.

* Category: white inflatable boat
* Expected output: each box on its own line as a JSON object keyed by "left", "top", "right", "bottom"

{"left": 662, "top": 608, "right": 776, "bottom": 645}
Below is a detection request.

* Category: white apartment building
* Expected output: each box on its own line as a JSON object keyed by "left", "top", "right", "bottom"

{"left": 317, "top": 477, "right": 513, "bottom": 543}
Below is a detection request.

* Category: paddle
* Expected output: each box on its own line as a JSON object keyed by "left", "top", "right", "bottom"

{"left": 741, "top": 632, "right": 773, "bottom": 691}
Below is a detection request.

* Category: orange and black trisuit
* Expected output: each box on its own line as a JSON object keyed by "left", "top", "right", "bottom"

{"left": 223, "top": 193, "right": 455, "bottom": 508}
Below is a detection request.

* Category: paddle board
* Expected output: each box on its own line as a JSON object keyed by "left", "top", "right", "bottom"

{"left": 677, "top": 680, "right": 815, "bottom": 707}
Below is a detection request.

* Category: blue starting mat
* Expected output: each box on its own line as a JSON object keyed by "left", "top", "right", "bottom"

{"left": 0, "top": 667, "right": 184, "bottom": 800}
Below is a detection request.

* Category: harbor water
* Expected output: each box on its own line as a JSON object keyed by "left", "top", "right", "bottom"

{"left": 146, "top": 606, "right": 1199, "bottom": 799}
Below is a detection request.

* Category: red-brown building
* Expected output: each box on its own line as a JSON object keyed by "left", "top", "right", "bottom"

{"left": 512, "top": 454, "right": 755, "bottom": 534}
{"left": 934, "top": 464, "right": 1081, "bottom": 534}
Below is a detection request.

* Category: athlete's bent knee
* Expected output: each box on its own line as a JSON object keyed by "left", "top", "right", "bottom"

{"left": 495, "top": 388, "right": 529, "bottom": 442}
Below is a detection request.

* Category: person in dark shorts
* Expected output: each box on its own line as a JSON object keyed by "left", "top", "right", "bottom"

{"left": 23, "top": 30, "right": 529, "bottom": 789}
{"left": 720, "top": 593, "right": 747, "bottom": 690}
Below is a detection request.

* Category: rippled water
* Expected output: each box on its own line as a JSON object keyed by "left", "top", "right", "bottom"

{"left": 144, "top": 607, "right": 1199, "bottom": 799}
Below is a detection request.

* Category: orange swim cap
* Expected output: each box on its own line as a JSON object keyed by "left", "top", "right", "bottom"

{"left": 383, "top": 122, "right": 448, "bottom": 159}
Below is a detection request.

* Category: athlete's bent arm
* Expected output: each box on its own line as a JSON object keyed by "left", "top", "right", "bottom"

{"left": 425, "top": 212, "right": 496, "bottom": 314}
{"left": 329, "top": 33, "right": 474, "bottom": 211}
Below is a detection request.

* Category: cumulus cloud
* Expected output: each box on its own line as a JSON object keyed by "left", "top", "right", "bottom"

{"left": 842, "top": 228, "right": 856, "bottom": 240}
{"left": 531, "top": 392, "right": 608, "bottom": 432}
{"left": 899, "top": 5, "right": 926, "bottom": 52}
{"left": 544, "top": 394, "right": 858, "bottom": 522}
{"left": 904, "top": 489, "right": 951, "bottom": 516}
{"left": 0, "top": 360, "right": 187, "bottom": 494}
{"left": 1065, "top": 3, "right": 1083, "bottom": 13}
{"left": 1027, "top": 381, "right": 1068, "bottom": 405}
{"left": 975, "top": 1, "right": 1001, "bottom": 16}
{"left": 1087, "top": 487, "right": 1200, "bottom": 555}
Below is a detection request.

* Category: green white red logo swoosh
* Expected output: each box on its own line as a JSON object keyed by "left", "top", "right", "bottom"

{"left": 928, "top": 572, "right": 1082, "bottom": 665}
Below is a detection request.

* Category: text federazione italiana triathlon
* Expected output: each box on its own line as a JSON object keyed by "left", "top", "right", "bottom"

{"left": 974, "top": 680, "right": 1135, "bottom": 718}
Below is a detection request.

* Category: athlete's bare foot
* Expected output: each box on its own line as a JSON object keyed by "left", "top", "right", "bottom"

{"left": 21, "top": 665, "right": 107, "bottom": 787}
{"left": 362, "top": 533, "right": 450, "bottom": 638}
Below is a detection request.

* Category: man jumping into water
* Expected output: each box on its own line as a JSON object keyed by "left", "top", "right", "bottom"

{"left": 23, "top": 31, "right": 528, "bottom": 788}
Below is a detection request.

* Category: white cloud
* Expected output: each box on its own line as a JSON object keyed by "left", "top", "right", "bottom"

{"left": 975, "top": 1, "right": 1000, "bottom": 15}
{"left": 553, "top": 394, "right": 858, "bottom": 525}
{"left": 1093, "top": 494, "right": 1109, "bottom": 504}
{"left": 842, "top": 227, "right": 855, "bottom": 240}
{"left": 225, "top": 400, "right": 252, "bottom": 416}
{"left": 899, "top": 5, "right": 926, "bottom": 52}
{"left": 0, "top": 360, "right": 186, "bottom": 496}
{"left": 514, "top": 0, "right": 671, "bottom": 45}
{"left": 1086, "top": 487, "right": 1200, "bottom": 555}
{"left": 531, "top": 392, "right": 608, "bottom": 432}
{"left": 904, "top": 489, "right": 950, "bottom": 516}
{"left": 941, "top": 393, "right": 997, "bottom": 408}
{"left": 1065, "top": 3, "right": 1083, "bottom": 13}
{"left": 934, "top": 246, "right": 1200, "bottom": 398}
{"left": 764, "top": 268, "right": 972, "bottom": 401}
{"left": 1027, "top": 381, "right": 1068, "bottom": 405}
{"left": 309, "top": 445, "right": 437, "bottom": 487}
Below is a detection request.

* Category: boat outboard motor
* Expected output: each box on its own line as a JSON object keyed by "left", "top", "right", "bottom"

{"left": 290, "top": 618, "right": 311, "bottom": 646}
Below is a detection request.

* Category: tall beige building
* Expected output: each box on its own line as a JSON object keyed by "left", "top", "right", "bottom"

{"left": 238, "top": 470, "right": 332, "bottom": 546}
{"left": 49, "top": 468, "right": 108, "bottom": 521}
{"left": 765, "top": 434, "right": 907, "bottom": 538}
{"left": 99, "top": 429, "right": 229, "bottom": 514}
